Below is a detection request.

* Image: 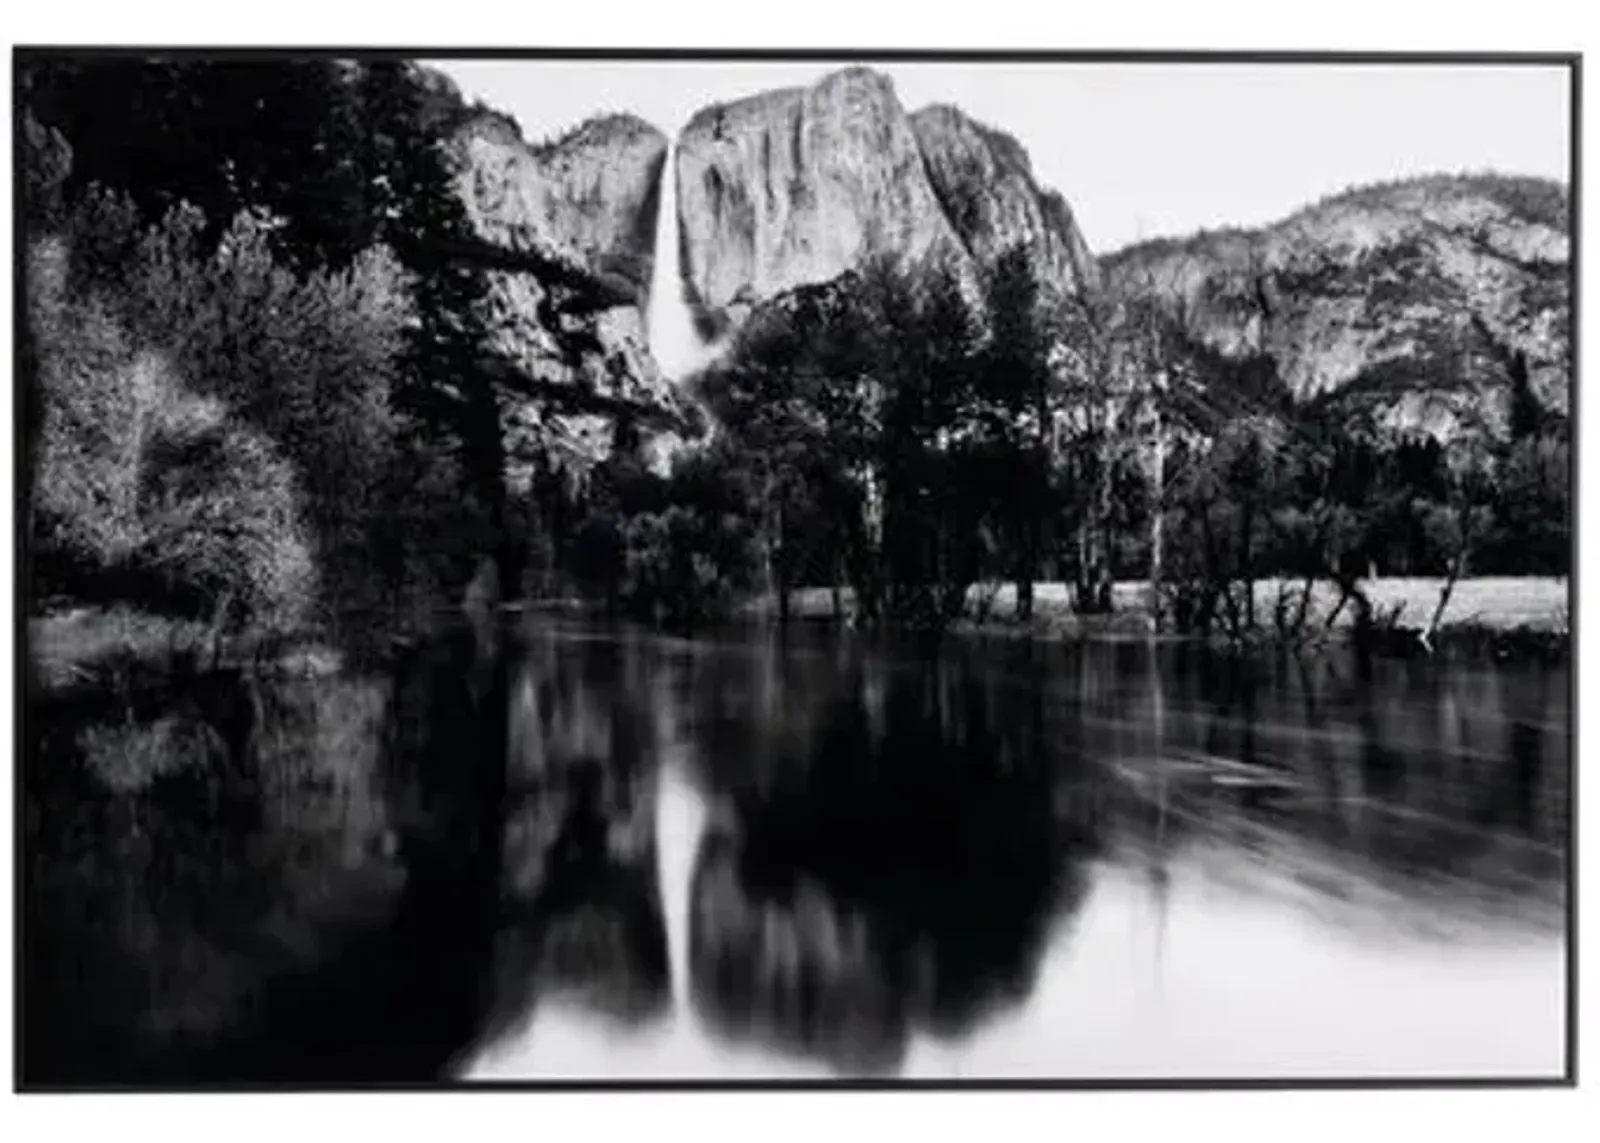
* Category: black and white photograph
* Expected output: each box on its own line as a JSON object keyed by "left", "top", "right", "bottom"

{"left": 9, "top": 39, "right": 1578, "bottom": 1096}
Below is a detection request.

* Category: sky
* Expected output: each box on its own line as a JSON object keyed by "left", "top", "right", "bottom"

{"left": 429, "top": 60, "right": 1571, "bottom": 254}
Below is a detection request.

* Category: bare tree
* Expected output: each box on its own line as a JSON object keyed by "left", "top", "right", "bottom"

{"left": 1054, "top": 253, "right": 1206, "bottom": 626}
{"left": 1116, "top": 263, "right": 1203, "bottom": 632}
{"left": 1052, "top": 290, "right": 1121, "bottom": 615}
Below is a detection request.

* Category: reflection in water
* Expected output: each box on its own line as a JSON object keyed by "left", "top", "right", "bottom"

{"left": 22, "top": 626, "right": 514, "bottom": 1084}
{"left": 658, "top": 758, "right": 706, "bottom": 1019}
{"left": 475, "top": 636, "right": 673, "bottom": 1054}
{"left": 21, "top": 619, "right": 1568, "bottom": 1085}
{"left": 685, "top": 655, "right": 1092, "bottom": 1075}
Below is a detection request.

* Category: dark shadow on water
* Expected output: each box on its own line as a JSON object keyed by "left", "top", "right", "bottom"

{"left": 192, "top": 626, "right": 514, "bottom": 1084}
{"left": 684, "top": 651, "right": 1097, "bottom": 1075}
{"left": 21, "top": 625, "right": 518, "bottom": 1086}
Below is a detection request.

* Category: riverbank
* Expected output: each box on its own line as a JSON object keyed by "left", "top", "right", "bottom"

{"left": 27, "top": 575, "right": 1570, "bottom": 695}
{"left": 744, "top": 576, "right": 1571, "bottom": 647}
{"left": 25, "top": 606, "right": 348, "bottom": 692}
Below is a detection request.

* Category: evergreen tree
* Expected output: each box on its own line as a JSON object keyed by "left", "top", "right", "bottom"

{"left": 357, "top": 60, "right": 511, "bottom": 593}
{"left": 977, "top": 245, "right": 1053, "bottom": 621}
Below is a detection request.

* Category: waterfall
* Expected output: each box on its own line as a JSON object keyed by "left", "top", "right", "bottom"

{"left": 655, "top": 758, "right": 708, "bottom": 1018}
{"left": 638, "top": 145, "right": 717, "bottom": 1009}
{"left": 646, "top": 139, "right": 716, "bottom": 381}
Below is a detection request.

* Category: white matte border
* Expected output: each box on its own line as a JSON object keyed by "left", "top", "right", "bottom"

{"left": 2, "top": 3, "right": 1592, "bottom": 1141}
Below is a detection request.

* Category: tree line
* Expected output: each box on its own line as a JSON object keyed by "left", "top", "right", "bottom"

{"left": 558, "top": 244, "right": 1569, "bottom": 641}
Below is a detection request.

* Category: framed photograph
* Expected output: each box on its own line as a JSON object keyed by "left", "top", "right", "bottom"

{"left": 10, "top": 41, "right": 1576, "bottom": 1098}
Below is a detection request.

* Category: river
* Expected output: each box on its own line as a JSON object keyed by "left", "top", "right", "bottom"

{"left": 20, "top": 617, "right": 1569, "bottom": 1085}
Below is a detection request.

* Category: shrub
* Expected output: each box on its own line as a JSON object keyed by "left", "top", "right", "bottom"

{"left": 29, "top": 235, "right": 318, "bottom": 632}
{"left": 54, "top": 190, "right": 414, "bottom": 619}
{"left": 77, "top": 716, "right": 225, "bottom": 795}
{"left": 617, "top": 503, "right": 752, "bottom": 628}
{"left": 136, "top": 390, "right": 317, "bottom": 632}
{"left": 29, "top": 237, "right": 148, "bottom": 569}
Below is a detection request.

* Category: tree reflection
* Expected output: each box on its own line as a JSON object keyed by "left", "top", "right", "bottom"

{"left": 198, "top": 623, "right": 514, "bottom": 1083}
{"left": 685, "top": 652, "right": 1092, "bottom": 1075}
{"left": 22, "top": 622, "right": 518, "bottom": 1086}
{"left": 472, "top": 629, "right": 673, "bottom": 1050}
{"left": 1090, "top": 639, "right": 1567, "bottom": 910}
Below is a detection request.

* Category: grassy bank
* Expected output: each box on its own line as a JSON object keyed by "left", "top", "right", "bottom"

{"left": 28, "top": 574, "right": 1569, "bottom": 694}
{"left": 25, "top": 607, "right": 349, "bottom": 692}
{"left": 746, "top": 576, "right": 1570, "bottom": 642}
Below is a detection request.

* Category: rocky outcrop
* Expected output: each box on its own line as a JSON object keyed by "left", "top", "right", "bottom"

{"left": 435, "top": 57, "right": 1570, "bottom": 464}
{"left": 455, "top": 110, "right": 667, "bottom": 303}
{"left": 1103, "top": 174, "right": 1571, "bottom": 439}
{"left": 908, "top": 103, "right": 1098, "bottom": 299}
{"left": 675, "top": 67, "right": 1097, "bottom": 341}
{"left": 675, "top": 68, "right": 959, "bottom": 339}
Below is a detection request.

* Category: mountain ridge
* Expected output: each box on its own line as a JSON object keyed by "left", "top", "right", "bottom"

{"left": 433, "top": 58, "right": 1571, "bottom": 458}
{"left": 1101, "top": 169, "right": 1571, "bottom": 436}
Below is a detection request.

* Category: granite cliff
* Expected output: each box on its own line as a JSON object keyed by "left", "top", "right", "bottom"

{"left": 1102, "top": 174, "right": 1571, "bottom": 440}
{"left": 454, "top": 107, "right": 665, "bottom": 301}
{"left": 908, "top": 103, "right": 1097, "bottom": 300}
{"left": 674, "top": 66, "right": 1098, "bottom": 341}
{"left": 428, "top": 70, "right": 694, "bottom": 473}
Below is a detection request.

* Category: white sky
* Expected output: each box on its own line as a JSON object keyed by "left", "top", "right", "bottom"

{"left": 429, "top": 60, "right": 1570, "bottom": 254}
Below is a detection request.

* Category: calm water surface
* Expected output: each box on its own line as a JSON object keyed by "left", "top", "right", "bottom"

{"left": 22, "top": 618, "right": 1568, "bottom": 1084}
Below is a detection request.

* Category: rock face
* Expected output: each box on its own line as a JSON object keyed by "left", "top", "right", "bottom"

{"left": 908, "top": 103, "right": 1097, "bottom": 299}
{"left": 675, "top": 67, "right": 1097, "bottom": 340}
{"left": 438, "top": 78, "right": 695, "bottom": 473}
{"left": 1103, "top": 174, "right": 1571, "bottom": 438}
{"left": 456, "top": 110, "right": 666, "bottom": 302}
{"left": 435, "top": 57, "right": 1569, "bottom": 466}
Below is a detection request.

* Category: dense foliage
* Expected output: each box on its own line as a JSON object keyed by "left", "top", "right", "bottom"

{"left": 28, "top": 236, "right": 318, "bottom": 631}
{"left": 19, "top": 57, "right": 603, "bottom": 644}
